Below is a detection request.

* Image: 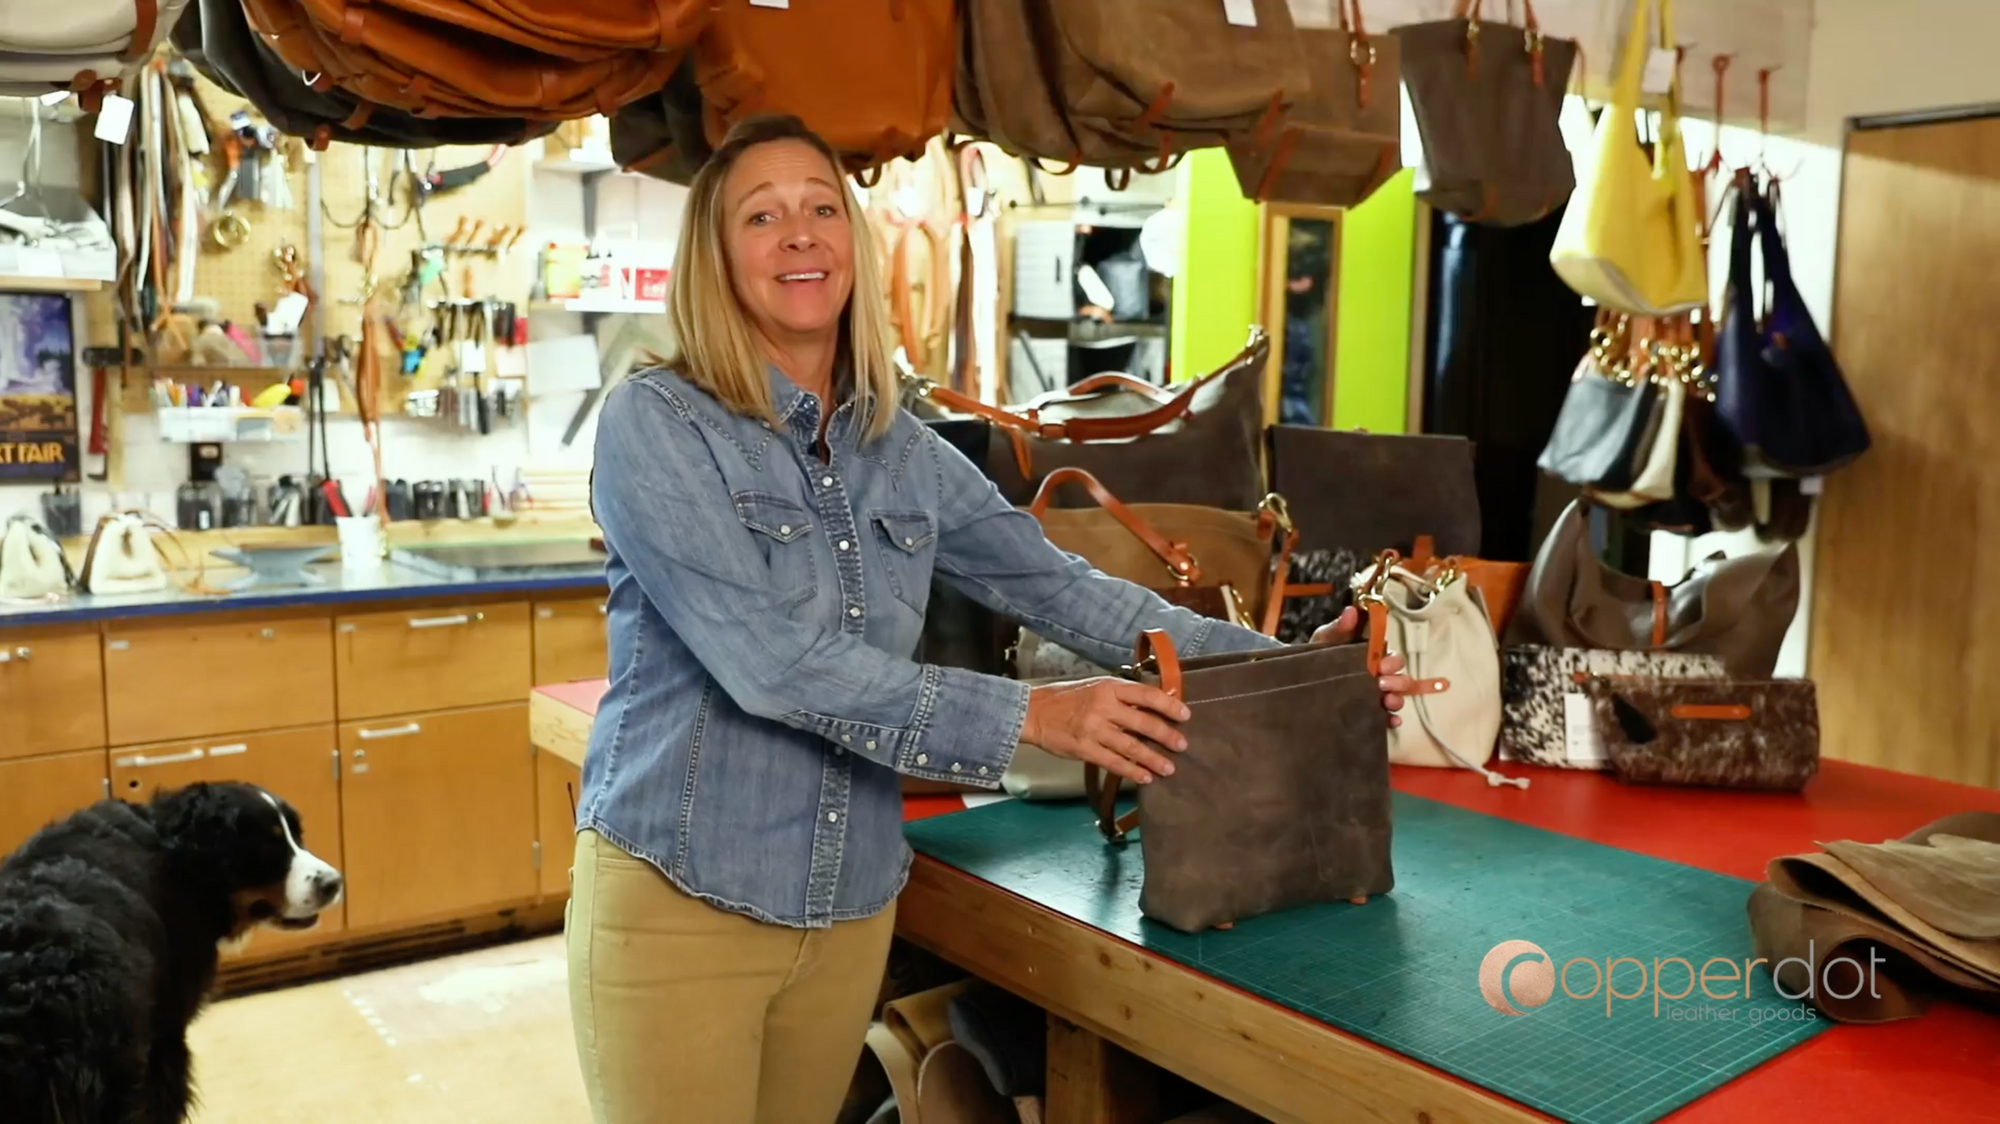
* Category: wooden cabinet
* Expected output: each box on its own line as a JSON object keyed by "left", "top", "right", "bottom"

{"left": 536, "top": 748, "right": 581, "bottom": 900}
{"left": 0, "top": 750, "right": 108, "bottom": 856}
{"left": 104, "top": 616, "right": 333, "bottom": 745}
{"left": 110, "top": 726, "right": 345, "bottom": 957}
{"left": 337, "top": 703, "right": 537, "bottom": 931}
{"left": 0, "top": 623, "right": 106, "bottom": 760}
{"left": 532, "top": 596, "right": 609, "bottom": 686}
{"left": 334, "top": 602, "right": 531, "bottom": 720}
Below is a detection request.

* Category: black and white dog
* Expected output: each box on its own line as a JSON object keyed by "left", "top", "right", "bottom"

{"left": 0, "top": 782, "right": 342, "bottom": 1123}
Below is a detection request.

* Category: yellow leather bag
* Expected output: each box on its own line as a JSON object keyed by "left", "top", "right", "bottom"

{"left": 1549, "top": 0, "right": 1706, "bottom": 316}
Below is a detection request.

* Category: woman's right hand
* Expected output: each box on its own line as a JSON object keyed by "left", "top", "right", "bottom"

{"left": 1021, "top": 678, "right": 1190, "bottom": 785}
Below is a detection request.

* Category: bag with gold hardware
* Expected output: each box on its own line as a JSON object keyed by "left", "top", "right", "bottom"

{"left": 1225, "top": 0, "right": 1401, "bottom": 208}
{"left": 1396, "top": 0, "right": 1580, "bottom": 226}
{"left": 1084, "top": 630, "right": 1393, "bottom": 933}
{"left": 1549, "top": 0, "right": 1707, "bottom": 315}
{"left": 1352, "top": 549, "right": 1522, "bottom": 787}
{"left": 0, "top": 515, "right": 73, "bottom": 601}
{"left": 1537, "top": 310, "right": 1674, "bottom": 494}
{"left": 1579, "top": 675, "right": 1819, "bottom": 791}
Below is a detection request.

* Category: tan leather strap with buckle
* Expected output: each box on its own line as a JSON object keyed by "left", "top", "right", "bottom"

{"left": 1086, "top": 630, "right": 1179, "bottom": 843}
{"left": 1027, "top": 467, "right": 1201, "bottom": 586}
{"left": 1257, "top": 494, "right": 1298, "bottom": 637}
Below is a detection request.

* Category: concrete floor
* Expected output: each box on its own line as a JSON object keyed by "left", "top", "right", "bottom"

{"left": 187, "top": 934, "right": 590, "bottom": 1122}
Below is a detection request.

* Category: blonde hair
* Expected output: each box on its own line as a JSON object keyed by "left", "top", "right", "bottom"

{"left": 660, "top": 115, "right": 901, "bottom": 444}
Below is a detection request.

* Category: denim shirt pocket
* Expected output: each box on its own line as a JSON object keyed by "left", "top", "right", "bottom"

{"left": 868, "top": 510, "right": 936, "bottom": 614}
{"left": 733, "top": 492, "right": 818, "bottom": 606}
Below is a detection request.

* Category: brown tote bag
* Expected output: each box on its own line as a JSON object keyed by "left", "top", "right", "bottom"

{"left": 1026, "top": 467, "right": 1297, "bottom": 635}
{"left": 1084, "top": 630, "right": 1394, "bottom": 934}
{"left": 1396, "top": 0, "right": 1579, "bottom": 225}
{"left": 1227, "top": 0, "right": 1402, "bottom": 208}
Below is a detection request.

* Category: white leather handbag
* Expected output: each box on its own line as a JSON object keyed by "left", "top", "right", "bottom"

{"left": 1354, "top": 553, "right": 1525, "bottom": 789}
{"left": 0, "top": 515, "right": 73, "bottom": 601}
{"left": 78, "top": 511, "right": 169, "bottom": 595}
{"left": 0, "top": 1, "right": 197, "bottom": 98}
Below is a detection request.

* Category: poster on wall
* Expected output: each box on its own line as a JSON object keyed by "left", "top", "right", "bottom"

{"left": 0, "top": 292, "right": 80, "bottom": 482}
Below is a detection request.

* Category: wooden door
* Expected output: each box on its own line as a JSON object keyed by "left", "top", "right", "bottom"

{"left": 0, "top": 624, "right": 106, "bottom": 760}
{"left": 334, "top": 602, "right": 531, "bottom": 720}
{"left": 109, "top": 726, "right": 345, "bottom": 957}
{"left": 338, "top": 703, "right": 537, "bottom": 931}
{"left": 0, "top": 750, "right": 107, "bottom": 856}
{"left": 536, "top": 748, "right": 581, "bottom": 900}
{"left": 1813, "top": 115, "right": 2000, "bottom": 786}
{"left": 103, "top": 616, "right": 333, "bottom": 745}
{"left": 532, "top": 596, "right": 609, "bottom": 686}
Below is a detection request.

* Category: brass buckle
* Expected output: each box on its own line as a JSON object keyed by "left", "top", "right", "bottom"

{"left": 1349, "top": 35, "right": 1377, "bottom": 67}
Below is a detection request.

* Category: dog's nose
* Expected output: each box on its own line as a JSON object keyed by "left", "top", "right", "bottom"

{"left": 313, "top": 870, "right": 344, "bottom": 905}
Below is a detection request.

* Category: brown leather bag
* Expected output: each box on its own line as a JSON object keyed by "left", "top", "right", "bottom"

{"left": 1084, "top": 630, "right": 1394, "bottom": 934}
{"left": 1579, "top": 676, "right": 1819, "bottom": 791}
{"left": 1027, "top": 467, "right": 1297, "bottom": 636}
{"left": 909, "top": 327, "right": 1270, "bottom": 510}
{"left": 1508, "top": 499, "right": 1801, "bottom": 677}
{"left": 694, "top": 0, "right": 956, "bottom": 179}
{"left": 240, "top": 0, "right": 699, "bottom": 119}
{"left": 1396, "top": 0, "right": 1579, "bottom": 225}
{"left": 1407, "top": 534, "right": 1529, "bottom": 641}
{"left": 1226, "top": 0, "right": 1401, "bottom": 208}
{"left": 954, "top": 0, "right": 1311, "bottom": 179}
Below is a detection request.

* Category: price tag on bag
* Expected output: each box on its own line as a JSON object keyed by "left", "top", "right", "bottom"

{"left": 1563, "top": 693, "right": 1606, "bottom": 766}
{"left": 94, "top": 94, "right": 135, "bottom": 145}
{"left": 1223, "top": 0, "right": 1258, "bottom": 27}
{"left": 1640, "top": 48, "right": 1679, "bottom": 96}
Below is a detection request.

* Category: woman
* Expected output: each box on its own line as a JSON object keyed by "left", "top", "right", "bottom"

{"left": 569, "top": 115, "right": 1418, "bottom": 1124}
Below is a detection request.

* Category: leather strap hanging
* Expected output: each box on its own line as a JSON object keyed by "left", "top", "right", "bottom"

{"left": 1028, "top": 467, "right": 1200, "bottom": 585}
{"left": 1084, "top": 629, "right": 1178, "bottom": 844}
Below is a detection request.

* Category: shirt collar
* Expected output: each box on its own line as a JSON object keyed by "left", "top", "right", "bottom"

{"left": 766, "top": 363, "right": 855, "bottom": 437}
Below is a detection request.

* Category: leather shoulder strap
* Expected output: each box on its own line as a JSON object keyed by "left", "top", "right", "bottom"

{"left": 1026, "top": 468, "right": 1200, "bottom": 585}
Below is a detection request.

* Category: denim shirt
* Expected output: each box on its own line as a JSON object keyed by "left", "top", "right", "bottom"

{"left": 577, "top": 364, "right": 1282, "bottom": 928}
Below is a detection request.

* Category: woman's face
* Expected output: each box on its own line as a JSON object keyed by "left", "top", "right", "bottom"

{"left": 720, "top": 138, "right": 855, "bottom": 345}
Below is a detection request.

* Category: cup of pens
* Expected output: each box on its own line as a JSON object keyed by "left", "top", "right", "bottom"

{"left": 336, "top": 515, "right": 385, "bottom": 571}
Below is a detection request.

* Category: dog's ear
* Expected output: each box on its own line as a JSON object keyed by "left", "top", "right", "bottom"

{"left": 150, "top": 783, "right": 247, "bottom": 871}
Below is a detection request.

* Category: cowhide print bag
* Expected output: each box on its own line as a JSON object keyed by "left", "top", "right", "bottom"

{"left": 1578, "top": 676, "right": 1820, "bottom": 791}
{"left": 1498, "top": 645, "right": 1725, "bottom": 768}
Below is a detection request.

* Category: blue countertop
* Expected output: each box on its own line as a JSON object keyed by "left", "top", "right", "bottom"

{"left": 0, "top": 562, "right": 608, "bottom": 627}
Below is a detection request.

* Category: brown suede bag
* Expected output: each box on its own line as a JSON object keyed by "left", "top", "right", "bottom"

{"left": 1084, "top": 631, "right": 1394, "bottom": 934}
{"left": 240, "top": 0, "right": 698, "bottom": 118}
{"left": 694, "top": 0, "right": 956, "bottom": 178}
{"left": 1026, "top": 467, "right": 1297, "bottom": 636}
{"left": 1226, "top": 0, "right": 1402, "bottom": 208}
{"left": 907, "top": 327, "right": 1270, "bottom": 511}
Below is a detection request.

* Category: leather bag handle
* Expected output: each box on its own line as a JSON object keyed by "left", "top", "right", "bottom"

{"left": 1026, "top": 468, "right": 1201, "bottom": 586}
{"left": 1085, "top": 629, "right": 1179, "bottom": 844}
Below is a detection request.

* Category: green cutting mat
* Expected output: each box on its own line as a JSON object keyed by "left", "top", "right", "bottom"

{"left": 904, "top": 793, "right": 1825, "bottom": 1124}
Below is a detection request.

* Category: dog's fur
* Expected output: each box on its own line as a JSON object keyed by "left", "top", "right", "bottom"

{"left": 0, "top": 782, "right": 341, "bottom": 1123}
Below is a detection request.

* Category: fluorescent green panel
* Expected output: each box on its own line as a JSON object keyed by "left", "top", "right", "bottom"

{"left": 1168, "top": 150, "right": 1259, "bottom": 383}
{"left": 1332, "top": 168, "right": 1417, "bottom": 434}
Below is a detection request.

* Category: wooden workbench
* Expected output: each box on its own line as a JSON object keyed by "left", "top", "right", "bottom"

{"left": 530, "top": 680, "right": 2000, "bottom": 1123}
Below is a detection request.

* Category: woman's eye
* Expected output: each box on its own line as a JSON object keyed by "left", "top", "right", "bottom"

{"left": 816, "top": 205, "right": 838, "bottom": 217}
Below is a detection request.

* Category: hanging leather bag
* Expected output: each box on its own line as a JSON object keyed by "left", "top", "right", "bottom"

{"left": 1353, "top": 551, "right": 1522, "bottom": 787}
{"left": 1508, "top": 498, "right": 1801, "bottom": 677}
{"left": 694, "top": 0, "right": 956, "bottom": 179}
{"left": 606, "top": 54, "right": 711, "bottom": 183}
{"left": 909, "top": 327, "right": 1270, "bottom": 510}
{"left": 238, "top": 0, "right": 699, "bottom": 120}
{"left": 1225, "top": 0, "right": 1401, "bottom": 208}
{"left": 1549, "top": 0, "right": 1708, "bottom": 315}
{"left": 1538, "top": 311, "right": 1668, "bottom": 494}
{"left": 954, "top": 0, "right": 1312, "bottom": 179}
{"left": 1084, "top": 630, "right": 1394, "bottom": 934}
{"left": 0, "top": 515, "right": 74, "bottom": 601}
{"left": 172, "top": 0, "right": 559, "bottom": 149}
{"left": 1397, "top": 0, "right": 1578, "bottom": 226}
{"left": 1714, "top": 175, "right": 1872, "bottom": 478}
{"left": 0, "top": 0, "right": 190, "bottom": 102}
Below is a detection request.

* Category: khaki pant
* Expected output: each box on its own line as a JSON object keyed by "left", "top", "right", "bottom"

{"left": 566, "top": 829, "right": 897, "bottom": 1124}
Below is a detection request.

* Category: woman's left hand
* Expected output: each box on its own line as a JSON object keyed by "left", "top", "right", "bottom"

{"left": 1311, "top": 605, "right": 1417, "bottom": 729}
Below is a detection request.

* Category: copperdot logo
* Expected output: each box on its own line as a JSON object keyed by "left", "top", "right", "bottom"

{"left": 1480, "top": 939, "right": 1556, "bottom": 1016}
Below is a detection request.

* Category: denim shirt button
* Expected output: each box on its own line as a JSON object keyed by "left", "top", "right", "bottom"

{"left": 950, "top": 763, "right": 962, "bottom": 773}
{"left": 978, "top": 765, "right": 989, "bottom": 776}
{"left": 865, "top": 739, "right": 878, "bottom": 750}
{"left": 842, "top": 734, "right": 852, "bottom": 743}
{"left": 849, "top": 606, "right": 862, "bottom": 618}
{"left": 915, "top": 753, "right": 929, "bottom": 765}
{"left": 827, "top": 811, "right": 839, "bottom": 823}
{"left": 838, "top": 539, "right": 851, "bottom": 551}
{"left": 821, "top": 475, "right": 834, "bottom": 487}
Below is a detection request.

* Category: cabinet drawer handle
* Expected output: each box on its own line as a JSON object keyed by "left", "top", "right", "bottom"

{"left": 0, "top": 646, "right": 28, "bottom": 663}
{"left": 598, "top": 603, "right": 608, "bottom": 616}
{"left": 357, "top": 722, "right": 421, "bottom": 740}
{"left": 407, "top": 612, "right": 484, "bottom": 629}
{"left": 205, "top": 743, "right": 249, "bottom": 758}
{"left": 116, "top": 748, "right": 205, "bottom": 768}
